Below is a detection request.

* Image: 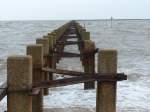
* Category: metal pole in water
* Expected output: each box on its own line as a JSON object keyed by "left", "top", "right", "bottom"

{"left": 110, "top": 16, "right": 113, "bottom": 28}
{"left": 84, "top": 22, "right": 86, "bottom": 28}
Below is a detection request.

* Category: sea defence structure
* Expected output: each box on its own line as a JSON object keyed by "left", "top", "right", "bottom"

{"left": 0, "top": 21, "right": 127, "bottom": 112}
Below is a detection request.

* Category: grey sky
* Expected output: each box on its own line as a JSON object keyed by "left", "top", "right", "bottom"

{"left": 0, "top": 0, "right": 149, "bottom": 20}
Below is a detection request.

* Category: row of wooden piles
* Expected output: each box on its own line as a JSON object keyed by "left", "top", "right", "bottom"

{"left": 6, "top": 21, "right": 118, "bottom": 112}
{"left": 7, "top": 21, "right": 72, "bottom": 112}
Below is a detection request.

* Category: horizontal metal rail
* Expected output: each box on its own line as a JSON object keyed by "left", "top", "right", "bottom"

{"left": 29, "top": 88, "right": 41, "bottom": 96}
{"left": 42, "top": 67, "right": 127, "bottom": 79}
{"left": 0, "top": 82, "right": 7, "bottom": 101}
{"left": 42, "top": 67, "right": 84, "bottom": 76}
{"left": 56, "top": 41, "right": 83, "bottom": 45}
{"left": 32, "top": 74, "right": 127, "bottom": 89}
{"left": 53, "top": 51, "right": 81, "bottom": 58}
{"left": 45, "top": 48, "right": 99, "bottom": 58}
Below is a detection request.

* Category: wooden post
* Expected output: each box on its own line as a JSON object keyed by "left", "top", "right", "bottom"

{"left": 83, "top": 40, "right": 95, "bottom": 90}
{"left": 48, "top": 36, "right": 54, "bottom": 50}
{"left": 96, "top": 50, "right": 117, "bottom": 112}
{"left": 51, "top": 32, "right": 57, "bottom": 46}
{"left": 7, "top": 55, "right": 32, "bottom": 112}
{"left": 36, "top": 38, "right": 49, "bottom": 95}
{"left": 81, "top": 31, "right": 90, "bottom": 40}
{"left": 48, "top": 36, "right": 55, "bottom": 79}
{"left": 80, "top": 31, "right": 90, "bottom": 65}
{"left": 27, "top": 44, "right": 43, "bottom": 112}
{"left": 44, "top": 36, "right": 54, "bottom": 80}
{"left": 51, "top": 32, "right": 59, "bottom": 64}
{"left": 48, "top": 33, "right": 56, "bottom": 68}
{"left": 51, "top": 34, "right": 57, "bottom": 69}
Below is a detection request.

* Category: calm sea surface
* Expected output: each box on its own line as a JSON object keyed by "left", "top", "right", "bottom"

{"left": 0, "top": 20, "right": 150, "bottom": 111}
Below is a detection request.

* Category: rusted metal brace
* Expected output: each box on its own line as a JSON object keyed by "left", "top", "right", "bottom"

{"left": 41, "top": 67, "right": 127, "bottom": 81}
{"left": 56, "top": 41, "right": 84, "bottom": 45}
{"left": 44, "top": 48, "right": 99, "bottom": 58}
{"left": 32, "top": 73, "right": 127, "bottom": 89}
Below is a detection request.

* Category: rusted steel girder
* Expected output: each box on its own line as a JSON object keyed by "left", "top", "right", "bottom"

{"left": 56, "top": 41, "right": 83, "bottom": 45}
{"left": 42, "top": 67, "right": 127, "bottom": 81}
{"left": 32, "top": 73, "right": 127, "bottom": 89}
{"left": 0, "top": 82, "right": 7, "bottom": 101}
{"left": 45, "top": 48, "right": 99, "bottom": 58}
{"left": 63, "top": 35, "right": 77, "bottom": 39}
{"left": 29, "top": 88, "right": 41, "bottom": 96}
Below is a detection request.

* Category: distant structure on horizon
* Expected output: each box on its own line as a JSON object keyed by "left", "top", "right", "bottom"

{"left": 110, "top": 16, "right": 113, "bottom": 28}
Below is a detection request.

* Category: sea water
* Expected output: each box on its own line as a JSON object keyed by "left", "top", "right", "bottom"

{"left": 0, "top": 20, "right": 150, "bottom": 111}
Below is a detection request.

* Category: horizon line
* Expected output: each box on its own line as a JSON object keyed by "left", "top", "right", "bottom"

{"left": 0, "top": 18, "right": 150, "bottom": 21}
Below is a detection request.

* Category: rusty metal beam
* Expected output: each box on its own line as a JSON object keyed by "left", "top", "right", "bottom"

{"left": 46, "top": 51, "right": 81, "bottom": 58}
{"left": 56, "top": 51, "right": 81, "bottom": 57}
{"left": 33, "top": 74, "right": 127, "bottom": 89}
{"left": 63, "top": 35, "right": 77, "bottom": 38}
{"left": 29, "top": 88, "right": 41, "bottom": 96}
{"left": 0, "top": 82, "right": 7, "bottom": 101}
{"left": 33, "top": 76, "right": 95, "bottom": 88}
{"left": 56, "top": 41, "right": 83, "bottom": 45}
{"left": 45, "top": 48, "right": 99, "bottom": 58}
{"left": 42, "top": 68, "right": 83, "bottom": 76}
{"left": 42, "top": 68, "right": 127, "bottom": 81}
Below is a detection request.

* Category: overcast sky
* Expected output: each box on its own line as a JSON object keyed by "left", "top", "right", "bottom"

{"left": 0, "top": 0, "right": 150, "bottom": 20}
